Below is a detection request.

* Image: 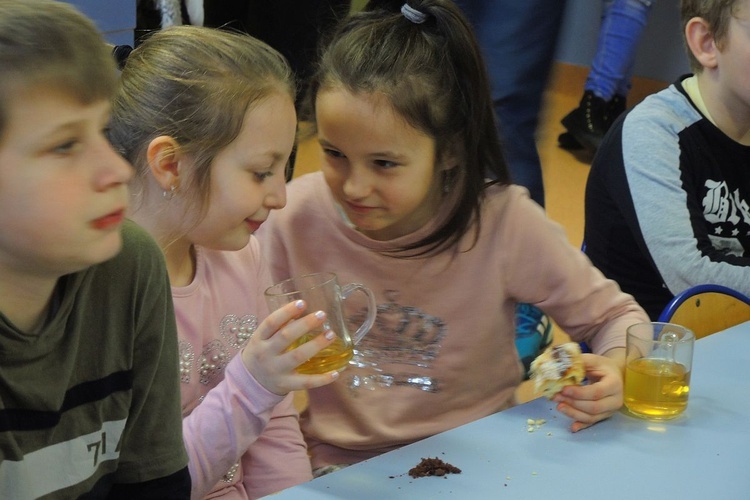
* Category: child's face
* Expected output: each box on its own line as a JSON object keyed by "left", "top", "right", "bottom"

{"left": 316, "top": 88, "right": 447, "bottom": 241}
{"left": 716, "top": 3, "right": 750, "bottom": 109}
{"left": 0, "top": 87, "right": 132, "bottom": 277}
{"left": 186, "top": 92, "right": 294, "bottom": 251}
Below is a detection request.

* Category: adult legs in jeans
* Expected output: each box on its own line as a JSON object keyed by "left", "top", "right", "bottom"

{"left": 455, "top": 0, "right": 567, "bottom": 208}
{"left": 455, "top": 1, "right": 565, "bottom": 363}
{"left": 560, "top": 0, "right": 655, "bottom": 152}
{"left": 586, "top": 0, "right": 655, "bottom": 100}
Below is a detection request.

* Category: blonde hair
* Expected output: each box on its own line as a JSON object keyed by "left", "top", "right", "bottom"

{"left": 681, "top": 0, "right": 744, "bottom": 72}
{"left": 109, "top": 26, "right": 295, "bottom": 219}
{"left": 0, "top": 0, "right": 116, "bottom": 139}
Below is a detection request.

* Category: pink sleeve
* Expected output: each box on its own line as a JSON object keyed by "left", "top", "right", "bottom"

{"left": 500, "top": 190, "right": 649, "bottom": 354}
{"left": 182, "top": 354, "right": 284, "bottom": 499}
{"left": 241, "top": 394, "right": 313, "bottom": 498}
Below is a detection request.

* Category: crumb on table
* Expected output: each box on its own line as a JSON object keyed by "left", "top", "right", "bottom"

{"left": 408, "top": 457, "right": 462, "bottom": 478}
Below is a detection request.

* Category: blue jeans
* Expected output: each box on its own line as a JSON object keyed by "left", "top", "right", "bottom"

{"left": 585, "top": 0, "right": 655, "bottom": 100}
{"left": 455, "top": 1, "right": 568, "bottom": 208}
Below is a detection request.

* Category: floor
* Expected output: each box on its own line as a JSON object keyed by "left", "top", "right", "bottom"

{"left": 292, "top": 62, "right": 669, "bottom": 403}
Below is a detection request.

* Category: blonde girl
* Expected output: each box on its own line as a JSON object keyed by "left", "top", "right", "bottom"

{"left": 110, "top": 26, "right": 338, "bottom": 499}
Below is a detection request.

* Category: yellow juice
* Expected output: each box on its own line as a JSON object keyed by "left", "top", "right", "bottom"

{"left": 287, "top": 331, "right": 353, "bottom": 374}
{"left": 624, "top": 358, "right": 690, "bottom": 419}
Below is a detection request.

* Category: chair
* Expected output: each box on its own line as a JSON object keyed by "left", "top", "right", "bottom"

{"left": 657, "top": 284, "right": 750, "bottom": 339}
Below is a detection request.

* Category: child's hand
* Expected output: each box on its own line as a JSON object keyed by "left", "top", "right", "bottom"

{"left": 241, "top": 300, "right": 339, "bottom": 396}
{"left": 551, "top": 353, "right": 624, "bottom": 433}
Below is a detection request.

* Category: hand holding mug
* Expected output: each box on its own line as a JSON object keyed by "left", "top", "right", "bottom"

{"left": 241, "top": 300, "right": 340, "bottom": 396}
{"left": 265, "top": 272, "right": 377, "bottom": 374}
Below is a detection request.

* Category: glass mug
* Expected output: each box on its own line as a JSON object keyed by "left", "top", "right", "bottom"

{"left": 264, "top": 272, "right": 377, "bottom": 374}
{"left": 623, "top": 322, "right": 695, "bottom": 420}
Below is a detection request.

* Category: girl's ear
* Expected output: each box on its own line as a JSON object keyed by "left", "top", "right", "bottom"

{"left": 146, "top": 135, "right": 183, "bottom": 191}
{"left": 685, "top": 17, "right": 718, "bottom": 70}
{"left": 438, "top": 139, "right": 462, "bottom": 172}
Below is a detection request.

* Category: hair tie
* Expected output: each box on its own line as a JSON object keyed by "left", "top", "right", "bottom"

{"left": 401, "top": 3, "right": 427, "bottom": 24}
{"left": 112, "top": 44, "right": 133, "bottom": 71}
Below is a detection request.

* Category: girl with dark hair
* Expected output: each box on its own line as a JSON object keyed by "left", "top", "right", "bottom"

{"left": 259, "top": 0, "right": 648, "bottom": 475}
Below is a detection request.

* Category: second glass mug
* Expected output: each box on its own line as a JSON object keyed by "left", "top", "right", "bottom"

{"left": 264, "top": 272, "right": 377, "bottom": 374}
{"left": 624, "top": 322, "right": 695, "bottom": 420}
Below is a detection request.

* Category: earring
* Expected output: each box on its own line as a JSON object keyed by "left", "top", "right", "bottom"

{"left": 163, "top": 184, "right": 176, "bottom": 200}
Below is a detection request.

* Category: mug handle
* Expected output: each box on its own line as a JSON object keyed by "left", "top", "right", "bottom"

{"left": 340, "top": 283, "right": 377, "bottom": 345}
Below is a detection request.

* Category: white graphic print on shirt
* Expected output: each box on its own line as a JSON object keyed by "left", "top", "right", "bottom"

{"left": 704, "top": 179, "right": 750, "bottom": 256}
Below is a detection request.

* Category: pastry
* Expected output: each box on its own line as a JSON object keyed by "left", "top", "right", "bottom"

{"left": 529, "top": 342, "right": 585, "bottom": 398}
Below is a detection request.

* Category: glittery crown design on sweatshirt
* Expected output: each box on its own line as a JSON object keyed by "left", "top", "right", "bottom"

{"left": 346, "top": 290, "right": 446, "bottom": 393}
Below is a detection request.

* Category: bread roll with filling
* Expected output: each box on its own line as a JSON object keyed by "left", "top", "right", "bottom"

{"left": 529, "top": 342, "right": 585, "bottom": 398}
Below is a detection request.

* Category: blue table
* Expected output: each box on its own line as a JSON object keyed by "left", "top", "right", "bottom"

{"left": 271, "top": 322, "right": 750, "bottom": 499}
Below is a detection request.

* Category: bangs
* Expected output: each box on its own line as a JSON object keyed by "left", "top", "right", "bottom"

{"left": 0, "top": 0, "right": 116, "bottom": 136}
{"left": 22, "top": 61, "right": 117, "bottom": 106}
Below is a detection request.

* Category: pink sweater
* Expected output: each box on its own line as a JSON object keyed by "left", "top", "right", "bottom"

{"left": 258, "top": 172, "right": 649, "bottom": 469}
{"left": 174, "top": 238, "right": 312, "bottom": 499}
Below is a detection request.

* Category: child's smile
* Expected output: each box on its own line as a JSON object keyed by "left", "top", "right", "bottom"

{"left": 316, "top": 88, "right": 449, "bottom": 241}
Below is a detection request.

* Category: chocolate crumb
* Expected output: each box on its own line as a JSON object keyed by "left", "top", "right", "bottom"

{"left": 408, "top": 457, "right": 462, "bottom": 478}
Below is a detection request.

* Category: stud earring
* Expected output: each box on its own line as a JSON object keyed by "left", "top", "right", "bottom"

{"left": 163, "top": 184, "right": 176, "bottom": 200}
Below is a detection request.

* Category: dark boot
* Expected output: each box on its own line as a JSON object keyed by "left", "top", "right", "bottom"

{"left": 557, "top": 131, "right": 584, "bottom": 150}
{"left": 560, "top": 90, "right": 609, "bottom": 152}
{"left": 557, "top": 90, "right": 627, "bottom": 153}
{"left": 608, "top": 94, "right": 627, "bottom": 127}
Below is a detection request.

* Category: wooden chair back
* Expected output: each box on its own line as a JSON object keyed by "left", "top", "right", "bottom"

{"left": 657, "top": 284, "right": 750, "bottom": 339}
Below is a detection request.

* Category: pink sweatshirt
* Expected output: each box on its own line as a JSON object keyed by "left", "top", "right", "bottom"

{"left": 258, "top": 172, "right": 649, "bottom": 469}
{"left": 173, "top": 238, "right": 312, "bottom": 499}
